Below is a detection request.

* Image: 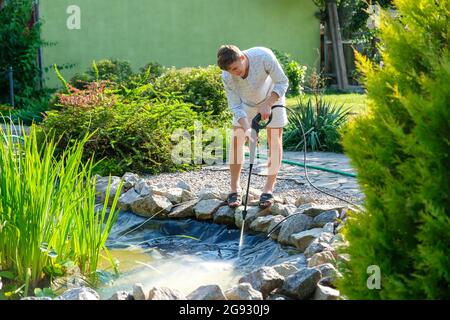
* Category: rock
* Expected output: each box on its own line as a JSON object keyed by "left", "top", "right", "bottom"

{"left": 280, "top": 268, "right": 321, "bottom": 300}
{"left": 296, "top": 203, "right": 345, "bottom": 218}
{"left": 283, "top": 196, "right": 296, "bottom": 206}
{"left": 147, "top": 287, "right": 186, "bottom": 300}
{"left": 277, "top": 214, "right": 313, "bottom": 245}
{"left": 197, "top": 189, "right": 221, "bottom": 200}
{"left": 163, "top": 188, "right": 196, "bottom": 204}
{"left": 21, "top": 296, "right": 53, "bottom": 300}
{"left": 213, "top": 206, "right": 235, "bottom": 225}
{"left": 235, "top": 206, "right": 271, "bottom": 230}
{"left": 242, "top": 187, "right": 262, "bottom": 203}
{"left": 330, "top": 233, "right": 345, "bottom": 244}
{"left": 56, "top": 287, "right": 100, "bottom": 300}
{"left": 176, "top": 180, "right": 192, "bottom": 191}
{"left": 224, "top": 283, "right": 263, "bottom": 300}
{"left": 250, "top": 215, "right": 278, "bottom": 233}
{"left": 193, "top": 199, "right": 224, "bottom": 220}
{"left": 295, "top": 195, "right": 316, "bottom": 207}
{"left": 313, "top": 284, "right": 340, "bottom": 300}
{"left": 133, "top": 179, "right": 152, "bottom": 196}
{"left": 118, "top": 188, "right": 141, "bottom": 212}
{"left": 218, "top": 191, "right": 230, "bottom": 202}
{"left": 109, "top": 291, "right": 133, "bottom": 300}
{"left": 323, "top": 222, "right": 335, "bottom": 234}
{"left": 290, "top": 228, "right": 323, "bottom": 251}
{"left": 122, "top": 172, "right": 139, "bottom": 190}
{"left": 168, "top": 200, "right": 197, "bottom": 218}
{"left": 318, "top": 276, "right": 336, "bottom": 288}
{"left": 272, "top": 263, "right": 299, "bottom": 278}
{"left": 331, "top": 237, "right": 349, "bottom": 250}
{"left": 270, "top": 203, "right": 297, "bottom": 217}
{"left": 187, "top": 285, "right": 227, "bottom": 300}
{"left": 267, "top": 215, "right": 285, "bottom": 240}
{"left": 95, "top": 176, "right": 123, "bottom": 205}
{"left": 133, "top": 283, "right": 147, "bottom": 300}
{"left": 315, "top": 263, "right": 340, "bottom": 281}
{"left": 304, "top": 239, "right": 334, "bottom": 258}
{"left": 130, "top": 194, "right": 172, "bottom": 218}
{"left": 312, "top": 210, "right": 339, "bottom": 227}
{"left": 318, "top": 232, "right": 334, "bottom": 244}
{"left": 308, "top": 251, "right": 337, "bottom": 268}
{"left": 266, "top": 293, "right": 293, "bottom": 300}
{"left": 238, "top": 266, "right": 284, "bottom": 298}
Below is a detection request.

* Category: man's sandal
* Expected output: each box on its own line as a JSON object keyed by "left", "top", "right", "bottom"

{"left": 259, "top": 193, "right": 274, "bottom": 209}
{"left": 227, "top": 192, "right": 242, "bottom": 208}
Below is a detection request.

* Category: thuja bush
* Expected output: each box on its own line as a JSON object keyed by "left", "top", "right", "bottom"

{"left": 338, "top": 0, "right": 450, "bottom": 299}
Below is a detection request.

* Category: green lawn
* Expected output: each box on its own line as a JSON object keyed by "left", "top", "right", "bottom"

{"left": 286, "top": 92, "right": 368, "bottom": 115}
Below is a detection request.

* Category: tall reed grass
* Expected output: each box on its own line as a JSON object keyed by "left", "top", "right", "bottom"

{"left": 0, "top": 125, "right": 122, "bottom": 297}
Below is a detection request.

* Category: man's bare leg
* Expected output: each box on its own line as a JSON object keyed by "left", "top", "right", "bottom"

{"left": 263, "top": 128, "right": 283, "bottom": 194}
{"left": 229, "top": 127, "right": 246, "bottom": 195}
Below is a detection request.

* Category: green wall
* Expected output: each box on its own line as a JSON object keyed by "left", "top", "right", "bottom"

{"left": 39, "top": 0, "right": 320, "bottom": 87}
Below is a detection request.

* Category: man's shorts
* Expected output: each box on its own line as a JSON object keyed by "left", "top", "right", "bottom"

{"left": 232, "top": 105, "right": 289, "bottom": 128}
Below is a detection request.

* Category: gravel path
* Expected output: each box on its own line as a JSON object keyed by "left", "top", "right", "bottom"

{"left": 143, "top": 164, "right": 364, "bottom": 207}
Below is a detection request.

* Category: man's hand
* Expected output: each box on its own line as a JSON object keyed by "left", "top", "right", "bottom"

{"left": 258, "top": 91, "right": 279, "bottom": 121}
{"left": 258, "top": 103, "right": 272, "bottom": 121}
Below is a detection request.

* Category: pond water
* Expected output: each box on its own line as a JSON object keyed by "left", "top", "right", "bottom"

{"left": 96, "top": 211, "right": 306, "bottom": 299}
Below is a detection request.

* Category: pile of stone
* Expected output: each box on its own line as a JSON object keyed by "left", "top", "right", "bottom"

{"left": 23, "top": 172, "right": 350, "bottom": 300}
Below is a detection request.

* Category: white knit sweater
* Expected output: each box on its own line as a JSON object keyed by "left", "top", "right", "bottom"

{"left": 221, "top": 47, "right": 289, "bottom": 122}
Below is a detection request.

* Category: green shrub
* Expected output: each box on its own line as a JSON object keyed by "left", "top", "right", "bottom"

{"left": 284, "top": 98, "right": 351, "bottom": 152}
{"left": 69, "top": 59, "right": 134, "bottom": 89}
{"left": 40, "top": 82, "right": 217, "bottom": 176}
{"left": 153, "top": 66, "right": 229, "bottom": 117}
{"left": 272, "top": 49, "right": 307, "bottom": 96}
{"left": 0, "top": 0, "right": 43, "bottom": 106}
{"left": 338, "top": 0, "right": 450, "bottom": 299}
{"left": 0, "top": 126, "right": 121, "bottom": 297}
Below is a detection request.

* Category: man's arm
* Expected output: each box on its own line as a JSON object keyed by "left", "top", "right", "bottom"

{"left": 263, "top": 49, "right": 289, "bottom": 99}
{"left": 222, "top": 74, "right": 249, "bottom": 129}
{"left": 258, "top": 49, "right": 289, "bottom": 120}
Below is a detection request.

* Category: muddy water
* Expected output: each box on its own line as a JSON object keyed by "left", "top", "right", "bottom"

{"left": 96, "top": 211, "right": 306, "bottom": 298}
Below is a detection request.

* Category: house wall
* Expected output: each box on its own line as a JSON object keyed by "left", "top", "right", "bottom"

{"left": 39, "top": 0, "right": 320, "bottom": 87}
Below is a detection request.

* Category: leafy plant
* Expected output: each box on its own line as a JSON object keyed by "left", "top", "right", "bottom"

{"left": 272, "top": 48, "right": 307, "bottom": 96}
{"left": 69, "top": 59, "right": 134, "bottom": 89}
{"left": 0, "top": 125, "right": 122, "bottom": 296}
{"left": 338, "top": 0, "right": 450, "bottom": 299}
{"left": 153, "top": 66, "right": 229, "bottom": 117}
{"left": 284, "top": 98, "right": 351, "bottom": 152}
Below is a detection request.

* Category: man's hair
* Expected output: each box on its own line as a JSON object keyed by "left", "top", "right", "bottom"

{"left": 217, "top": 45, "right": 242, "bottom": 70}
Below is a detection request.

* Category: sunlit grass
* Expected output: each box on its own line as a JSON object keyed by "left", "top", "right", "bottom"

{"left": 286, "top": 92, "right": 368, "bottom": 115}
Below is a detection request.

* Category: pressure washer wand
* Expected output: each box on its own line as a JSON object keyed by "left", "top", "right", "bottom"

{"left": 240, "top": 112, "right": 273, "bottom": 245}
{"left": 241, "top": 128, "right": 258, "bottom": 223}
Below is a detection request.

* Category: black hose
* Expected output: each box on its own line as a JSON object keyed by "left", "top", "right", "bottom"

{"left": 263, "top": 105, "right": 363, "bottom": 237}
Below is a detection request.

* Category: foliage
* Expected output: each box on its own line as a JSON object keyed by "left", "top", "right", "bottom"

{"left": 338, "top": 0, "right": 450, "bottom": 299}
{"left": 70, "top": 59, "right": 134, "bottom": 89}
{"left": 153, "top": 65, "right": 229, "bottom": 118}
{"left": 0, "top": 0, "right": 43, "bottom": 106}
{"left": 272, "top": 49, "right": 307, "bottom": 96}
{"left": 0, "top": 126, "right": 121, "bottom": 297}
{"left": 40, "top": 78, "right": 221, "bottom": 176}
{"left": 284, "top": 97, "right": 351, "bottom": 152}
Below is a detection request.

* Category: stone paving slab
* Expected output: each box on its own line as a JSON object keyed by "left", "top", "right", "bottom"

{"left": 205, "top": 149, "right": 362, "bottom": 197}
